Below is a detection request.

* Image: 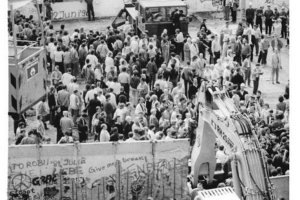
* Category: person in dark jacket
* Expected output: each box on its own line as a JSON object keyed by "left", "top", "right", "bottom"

{"left": 188, "top": 78, "right": 199, "bottom": 100}
{"left": 85, "top": 94, "right": 102, "bottom": 133}
{"left": 231, "top": 68, "right": 244, "bottom": 90}
{"left": 77, "top": 112, "right": 88, "bottom": 142}
{"left": 264, "top": 4, "right": 274, "bottom": 36}
{"left": 48, "top": 86, "right": 56, "bottom": 125}
{"left": 123, "top": 116, "right": 133, "bottom": 139}
{"left": 54, "top": 107, "right": 63, "bottom": 143}
{"left": 246, "top": 3, "right": 255, "bottom": 27}
{"left": 146, "top": 56, "right": 158, "bottom": 90}
{"left": 237, "top": 83, "right": 248, "bottom": 101}
{"left": 169, "top": 64, "right": 179, "bottom": 88}
{"left": 110, "top": 127, "right": 119, "bottom": 142}
{"left": 103, "top": 94, "right": 115, "bottom": 126}
{"left": 256, "top": 6, "right": 264, "bottom": 32}
{"left": 280, "top": 7, "right": 288, "bottom": 39}
{"left": 230, "top": 0, "right": 239, "bottom": 23}
{"left": 152, "top": 83, "right": 163, "bottom": 100}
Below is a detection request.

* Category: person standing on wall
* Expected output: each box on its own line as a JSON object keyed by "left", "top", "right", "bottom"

{"left": 85, "top": 0, "right": 95, "bottom": 21}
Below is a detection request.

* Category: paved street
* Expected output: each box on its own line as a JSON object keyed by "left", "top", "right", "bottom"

{"left": 8, "top": 16, "right": 289, "bottom": 145}
{"left": 50, "top": 16, "right": 289, "bottom": 106}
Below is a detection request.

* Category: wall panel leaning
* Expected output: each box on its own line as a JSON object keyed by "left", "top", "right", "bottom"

{"left": 8, "top": 139, "right": 190, "bottom": 200}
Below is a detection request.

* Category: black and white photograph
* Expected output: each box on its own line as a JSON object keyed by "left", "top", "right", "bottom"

{"left": 3, "top": 0, "right": 295, "bottom": 199}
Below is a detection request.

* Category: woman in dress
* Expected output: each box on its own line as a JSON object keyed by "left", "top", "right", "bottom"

{"left": 183, "top": 37, "right": 192, "bottom": 63}
{"left": 161, "top": 38, "right": 170, "bottom": 64}
{"left": 190, "top": 39, "right": 199, "bottom": 61}
{"left": 130, "top": 70, "right": 140, "bottom": 104}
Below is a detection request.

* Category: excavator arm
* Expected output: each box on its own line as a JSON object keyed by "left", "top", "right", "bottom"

{"left": 191, "top": 82, "right": 274, "bottom": 200}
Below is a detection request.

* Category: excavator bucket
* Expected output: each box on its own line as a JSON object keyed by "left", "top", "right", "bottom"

{"left": 191, "top": 117, "right": 216, "bottom": 186}
{"left": 195, "top": 187, "right": 241, "bottom": 200}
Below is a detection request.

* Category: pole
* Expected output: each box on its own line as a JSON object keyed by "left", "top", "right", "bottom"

{"left": 34, "top": 0, "right": 46, "bottom": 48}
{"left": 10, "top": 5, "right": 18, "bottom": 63}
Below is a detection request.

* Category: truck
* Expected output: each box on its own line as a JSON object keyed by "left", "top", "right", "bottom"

{"left": 112, "top": 0, "right": 190, "bottom": 37}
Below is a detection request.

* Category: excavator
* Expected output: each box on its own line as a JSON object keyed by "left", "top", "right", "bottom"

{"left": 190, "top": 80, "right": 275, "bottom": 200}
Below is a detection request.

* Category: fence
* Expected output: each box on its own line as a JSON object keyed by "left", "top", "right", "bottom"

{"left": 8, "top": 139, "right": 190, "bottom": 200}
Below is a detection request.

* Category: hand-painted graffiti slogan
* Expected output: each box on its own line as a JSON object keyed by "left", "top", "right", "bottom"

{"left": 8, "top": 140, "right": 190, "bottom": 200}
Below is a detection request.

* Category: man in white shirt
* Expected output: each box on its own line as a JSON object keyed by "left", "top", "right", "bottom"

{"left": 85, "top": 50, "right": 98, "bottom": 70}
{"left": 67, "top": 78, "right": 79, "bottom": 94}
{"left": 172, "top": 82, "right": 185, "bottom": 97}
{"left": 110, "top": 77, "right": 122, "bottom": 95}
{"left": 211, "top": 35, "right": 221, "bottom": 64}
{"left": 108, "top": 88, "right": 117, "bottom": 107}
{"left": 113, "top": 103, "right": 127, "bottom": 123}
{"left": 216, "top": 145, "right": 228, "bottom": 164}
{"left": 125, "top": 132, "right": 136, "bottom": 142}
{"left": 47, "top": 38, "right": 56, "bottom": 71}
{"left": 210, "top": 64, "right": 220, "bottom": 81}
{"left": 54, "top": 46, "right": 64, "bottom": 72}
{"left": 175, "top": 29, "right": 185, "bottom": 60}
{"left": 105, "top": 52, "right": 114, "bottom": 74}
{"left": 118, "top": 67, "right": 130, "bottom": 94}
{"left": 97, "top": 89, "right": 106, "bottom": 104}
{"left": 85, "top": 84, "right": 97, "bottom": 103}
{"left": 61, "top": 69, "right": 74, "bottom": 87}
{"left": 221, "top": 21, "right": 233, "bottom": 38}
{"left": 130, "top": 36, "right": 139, "bottom": 54}
{"left": 242, "top": 55, "right": 252, "bottom": 87}
{"left": 69, "top": 90, "right": 80, "bottom": 123}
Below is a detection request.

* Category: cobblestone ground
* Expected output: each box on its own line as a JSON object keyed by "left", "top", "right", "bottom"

{"left": 8, "top": 14, "right": 289, "bottom": 145}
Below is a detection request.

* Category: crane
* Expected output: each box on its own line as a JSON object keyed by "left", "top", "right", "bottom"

{"left": 191, "top": 81, "right": 275, "bottom": 200}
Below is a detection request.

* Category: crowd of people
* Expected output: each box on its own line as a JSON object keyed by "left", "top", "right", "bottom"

{"left": 10, "top": 3, "right": 289, "bottom": 195}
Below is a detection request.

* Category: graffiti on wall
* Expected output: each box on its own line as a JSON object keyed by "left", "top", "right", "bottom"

{"left": 8, "top": 141, "right": 190, "bottom": 200}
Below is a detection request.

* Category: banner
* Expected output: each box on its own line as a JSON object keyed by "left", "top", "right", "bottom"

{"left": 8, "top": 140, "right": 190, "bottom": 200}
